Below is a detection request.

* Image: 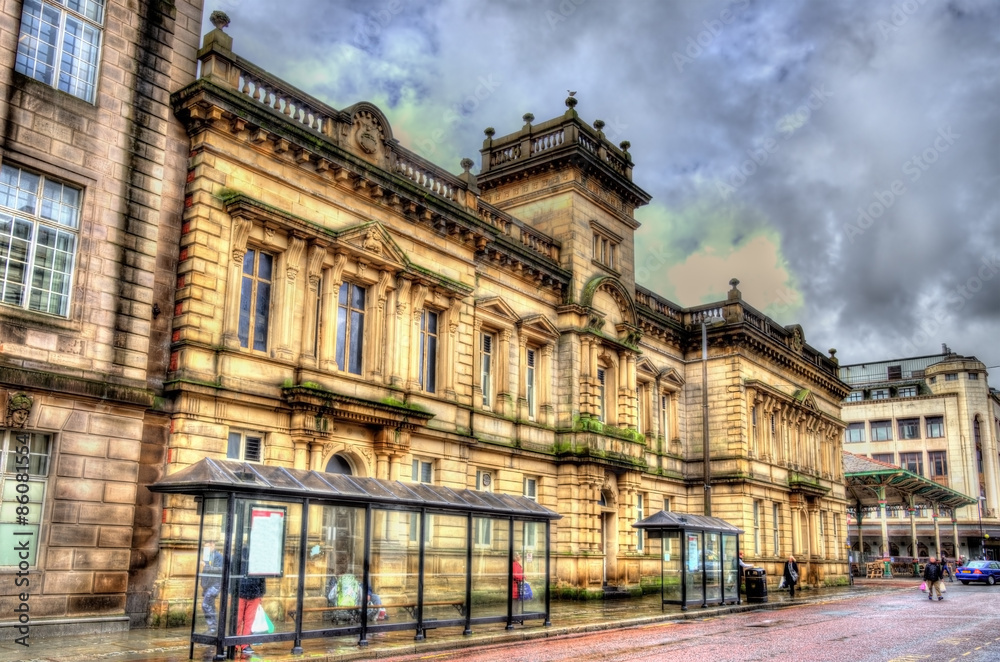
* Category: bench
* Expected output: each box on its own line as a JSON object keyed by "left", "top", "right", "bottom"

{"left": 288, "top": 600, "right": 465, "bottom": 623}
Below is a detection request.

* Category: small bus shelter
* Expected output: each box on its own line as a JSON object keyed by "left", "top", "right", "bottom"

{"left": 633, "top": 511, "right": 743, "bottom": 610}
{"left": 150, "top": 459, "right": 559, "bottom": 660}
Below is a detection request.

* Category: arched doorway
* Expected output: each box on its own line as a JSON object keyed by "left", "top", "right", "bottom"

{"left": 325, "top": 454, "right": 353, "bottom": 475}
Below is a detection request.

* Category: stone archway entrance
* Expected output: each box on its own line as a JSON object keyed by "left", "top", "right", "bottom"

{"left": 325, "top": 453, "right": 353, "bottom": 475}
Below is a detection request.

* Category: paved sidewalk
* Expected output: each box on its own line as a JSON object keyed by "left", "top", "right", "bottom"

{"left": 2, "top": 579, "right": 915, "bottom": 662}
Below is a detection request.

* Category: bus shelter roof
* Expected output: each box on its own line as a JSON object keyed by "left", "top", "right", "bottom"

{"left": 150, "top": 458, "right": 560, "bottom": 520}
{"left": 632, "top": 510, "right": 743, "bottom": 535}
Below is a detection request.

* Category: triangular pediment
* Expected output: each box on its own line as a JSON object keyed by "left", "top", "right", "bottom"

{"left": 476, "top": 296, "right": 520, "bottom": 324}
{"left": 636, "top": 357, "right": 658, "bottom": 377}
{"left": 336, "top": 222, "right": 409, "bottom": 269}
{"left": 793, "top": 388, "right": 818, "bottom": 410}
{"left": 518, "top": 313, "right": 559, "bottom": 340}
{"left": 660, "top": 367, "right": 685, "bottom": 388}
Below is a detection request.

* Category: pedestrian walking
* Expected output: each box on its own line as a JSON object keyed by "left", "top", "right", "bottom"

{"left": 200, "top": 540, "right": 223, "bottom": 635}
{"left": 782, "top": 555, "right": 799, "bottom": 598}
{"left": 923, "top": 556, "right": 945, "bottom": 601}
{"left": 738, "top": 551, "right": 752, "bottom": 596}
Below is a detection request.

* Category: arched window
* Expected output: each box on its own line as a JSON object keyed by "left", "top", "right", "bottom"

{"left": 325, "top": 454, "right": 353, "bottom": 475}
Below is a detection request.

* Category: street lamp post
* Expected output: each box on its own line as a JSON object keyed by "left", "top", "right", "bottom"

{"left": 701, "top": 313, "right": 725, "bottom": 517}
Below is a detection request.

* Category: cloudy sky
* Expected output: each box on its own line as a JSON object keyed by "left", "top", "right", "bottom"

{"left": 204, "top": 0, "right": 1000, "bottom": 373}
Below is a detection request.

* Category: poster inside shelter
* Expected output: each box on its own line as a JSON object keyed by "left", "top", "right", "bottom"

{"left": 248, "top": 506, "right": 286, "bottom": 576}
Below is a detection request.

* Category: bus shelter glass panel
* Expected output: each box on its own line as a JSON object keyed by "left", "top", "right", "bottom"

{"left": 225, "top": 499, "right": 303, "bottom": 644}
{"left": 300, "top": 503, "right": 367, "bottom": 633}
{"left": 684, "top": 531, "right": 703, "bottom": 604}
{"left": 423, "top": 513, "right": 468, "bottom": 621}
{"left": 194, "top": 497, "right": 228, "bottom": 639}
{"left": 705, "top": 532, "right": 721, "bottom": 602}
{"left": 370, "top": 507, "right": 421, "bottom": 626}
{"left": 662, "top": 531, "right": 681, "bottom": 603}
{"left": 518, "top": 521, "right": 546, "bottom": 614}
{"left": 471, "top": 516, "right": 508, "bottom": 619}
{"left": 723, "top": 534, "right": 738, "bottom": 599}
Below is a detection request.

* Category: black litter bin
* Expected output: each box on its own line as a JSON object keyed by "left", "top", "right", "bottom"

{"left": 745, "top": 568, "right": 767, "bottom": 603}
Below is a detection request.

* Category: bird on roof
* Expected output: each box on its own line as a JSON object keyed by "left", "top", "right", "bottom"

{"left": 568, "top": 90, "right": 576, "bottom": 96}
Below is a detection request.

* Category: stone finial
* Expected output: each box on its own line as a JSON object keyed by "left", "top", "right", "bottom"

{"left": 727, "top": 277, "right": 741, "bottom": 301}
{"left": 209, "top": 10, "right": 231, "bottom": 30}
{"left": 484, "top": 127, "right": 495, "bottom": 138}
{"left": 828, "top": 348, "right": 837, "bottom": 358}
{"left": 593, "top": 119, "right": 605, "bottom": 131}
{"left": 460, "top": 157, "right": 474, "bottom": 173}
{"left": 619, "top": 140, "right": 631, "bottom": 152}
{"left": 565, "top": 93, "right": 578, "bottom": 109}
{"left": 729, "top": 278, "right": 740, "bottom": 289}
{"left": 522, "top": 113, "right": 534, "bottom": 125}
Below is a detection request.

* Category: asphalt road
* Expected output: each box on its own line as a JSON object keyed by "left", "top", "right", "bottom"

{"left": 378, "top": 583, "right": 1000, "bottom": 662}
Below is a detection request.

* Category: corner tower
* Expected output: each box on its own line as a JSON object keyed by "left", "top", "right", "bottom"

{"left": 477, "top": 96, "right": 651, "bottom": 299}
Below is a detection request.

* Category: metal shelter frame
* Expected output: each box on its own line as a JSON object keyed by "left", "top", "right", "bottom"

{"left": 149, "top": 459, "right": 560, "bottom": 661}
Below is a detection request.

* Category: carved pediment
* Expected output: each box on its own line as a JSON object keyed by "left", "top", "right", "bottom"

{"left": 476, "top": 296, "right": 520, "bottom": 325}
{"left": 793, "top": 388, "right": 818, "bottom": 411}
{"left": 517, "top": 313, "right": 559, "bottom": 341}
{"left": 636, "top": 356, "right": 658, "bottom": 377}
{"left": 659, "top": 367, "right": 685, "bottom": 388}
{"left": 336, "top": 222, "right": 408, "bottom": 270}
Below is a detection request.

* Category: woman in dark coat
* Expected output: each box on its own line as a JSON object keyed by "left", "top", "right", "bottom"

{"left": 782, "top": 555, "right": 799, "bottom": 598}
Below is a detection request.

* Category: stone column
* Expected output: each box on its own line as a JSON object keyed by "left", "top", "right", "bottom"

{"left": 293, "top": 439, "right": 310, "bottom": 470}
{"left": 517, "top": 333, "right": 529, "bottom": 420}
{"left": 375, "top": 452, "right": 391, "bottom": 481}
{"left": 932, "top": 505, "right": 942, "bottom": 559}
{"left": 299, "top": 244, "right": 326, "bottom": 365}
{"left": 368, "top": 270, "right": 393, "bottom": 382}
{"left": 878, "top": 487, "right": 890, "bottom": 572}
{"left": 309, "top": 441, "right": 323, "bottom": 471}
{"left": 391, "top": 277, "right": 411, "bottom": 386}
{"left": 951, "top": 513, "right": 960, "bottom": 563}
{"left": 222, "top": 215, "right": 253, "bottom": 348}
{"left": 275, "top": 235, "right": 305, "bottom": 361}
{"left": 541, "top": 343, "right": 555, "bottom": 426}
{"left": 498, "top": 328, "right": 512, "bottom": 416}
{"left": 407, "top": 284, "right": 429, "bottom": 391}
{"left": 444, "top": 298, "right": 461, "bottom": 400}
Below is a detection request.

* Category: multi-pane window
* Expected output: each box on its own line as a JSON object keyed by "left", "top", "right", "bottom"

{"left": 336, "top": 282, "right": 365, "bottom": 374}
{"left": 753, "top": 500, "right": 761, "bottom": 555}
{"left": 592, "top": 232, "right": 616, "bottom": 270}
{"left": 596, "top": 368, "right": 606, "bottom": 423}
{"left": 899, "top": 452, "right": 923, "bottom": 476}
{"left": 870, "top": 420, "right": 892, "bottom": 441}
{"left": 418, "top": 310, "right": 438, "bottom": 393}
{"left": 846, "top": 391, "right": 864, "bottom": 402}
{"left": 898, "top": 418, "right": 920, "bottom": 440}
{"left": 945, "top": 373, "right": 958, "bottom": 381}
{"left": 871, "top": 389, "right": 889, "bottom": 400}
{"left": 928, "top": 451, "right": 948, "bottom": 478}
{"left": 525, "top": 347, "right": 537, "bottom": 420}
{"left": 524, "top": 477, "right": 537, "bottom": 547}
{"left": 897, "top": 386, "right": 917, "bottom": 398}
{"left": 227, "top": 431, "right": 263, "bottom": 462}
{"left": 636, "top": 493, "right": 645, "bottom": 553}
{"left": 845, "top": 422, "right": 865, "bottom": 443}
{"left": 926, "top": 416, "right": 944, "bottom": 438}
{"left": 772, "top": 503, "right": 780, "bottom": 557}
{"left": 480, "top": 332, "right": 494, "bottom": 408}
{"left": 871, "top": 453, "right": 894, "bottom": 465}
{"left": 0, "top": 165, "right": 80, "bottom": 316}
{"left": 15, "top": 0, "right": 104, "bottom": 103}
{"left": 0, "top": 431, "right": 51, "bottom": 566}
{"left": 474, "top": 469, "right": 493, "bottom": 546}
{"left": 887, "top": 365, "right": 902, "bottom": 380}
{"left": 968, "top": 373, "right": 979, "bottom": 380}
{"left": 410, "top": 459, "right": 433, "bottom": 541}
{"left": 237, "top": 249, "right": 272, "bottom": 352}
{"left": 662, "top": 394, "right": 671, "bottom": 441}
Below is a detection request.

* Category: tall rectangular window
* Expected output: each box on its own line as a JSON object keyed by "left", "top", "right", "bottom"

{"left": 227, "top": 431, "right": 263, "bottom": 462}
{"left": 410, "top": 459, "right": 433, "bottom": 541}
{"left": 312, "top": 277, "right": 323, "bottom": 357}
{"left": 772, "top": 503, "right": 780, "bottom": 557}
{"left": 0, "top": 165, "right": 80, "bottom": 316}
{"left": 899, "top": 452, "right": 923, "bottom": 476}
{"left": 524, "top": 477, "right": 537, "bottom": 547}
{"left": 0, "top": 431, "right": 51, "bottom": 566}
{"left": 926, "top": 416, "right": 944, "bottom": 438}
{"left": 237, "top": 249, "right": 272, "bottom": 352}
{"left": 15, "top": 0, "right": 104, "bottom": 103}
{"left": 480, "top": 332, "right": 494, "bottom": 408}
{"left": 419, "top": 310, "right": 438, "bottom": 393}
{"left": 525, "top": 347, "right": 537, "bottom": 420}
{"left": 929, "top": 451, "right": 948, "bottom": 478}
{"left": 475, "top": 469, "right": 493, "bottom": 546}
{"left": 833, "top": 514, "right": 840, "bottom": 560}
{"left": 845, "top": 422, "right": 865, "bottom": 443}
{"left": 597, "top": 368, "right": 606, "bottom": 423}
{"left": 637, "top": 384, "right": 645, "bottom": 434}
{"left": 336, "top": 282, "right": 365, "bottom": 374}
{"left": 661, "top": 394, "right": 671, "bottom": 441}
{"left": 870, "top": 420, "right": 892, "bottom": 441}
{"left": 636, "top": 493, "right": 645, "bottom": 553}
{"left": 753, "top": 500, "right": 761, "bottom": 555}
{"left": 898, "top": 418, "right": 920, "bottom": 440}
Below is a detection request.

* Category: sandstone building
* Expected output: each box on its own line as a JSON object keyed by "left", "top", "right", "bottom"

{"left": 0, "top": 0, "right": 204, "bottom": 634}
{"left": 149, "top": 22, "right": 851, "bottom": 626}
{"left": 840, "top": 352, "right": 1000, "bottom": 560}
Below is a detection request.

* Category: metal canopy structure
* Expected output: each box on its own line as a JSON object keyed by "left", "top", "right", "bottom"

{"left": 633, "top": 511, "right": 743, "bottom": 610}
{"left": 843, "top": 452, "right": 977, "bottom": 573}
{"left": 151, "top": 458, "right": 560, "bottom": 520}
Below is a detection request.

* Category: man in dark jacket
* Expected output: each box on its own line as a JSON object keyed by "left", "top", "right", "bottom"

{"left": 924, "top": 557, "right": 945, "bottom": 600}
{"left": 200, "top": 540, "right": 223, "bottom": 634}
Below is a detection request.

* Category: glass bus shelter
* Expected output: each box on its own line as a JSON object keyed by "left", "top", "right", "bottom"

{"left": 149, "top": 458, "right": 559, "bottom": 660}
{"left": 633, "top": 511, "right": 743, "bottom": 611}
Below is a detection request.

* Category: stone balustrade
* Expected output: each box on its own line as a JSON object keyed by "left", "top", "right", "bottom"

{"left": 477, "top": 201, "right": 560, "bottom": 263}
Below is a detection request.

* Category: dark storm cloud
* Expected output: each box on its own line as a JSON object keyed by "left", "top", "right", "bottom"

{"left": 208, "top": 0, "right": 1000, "bottom": 371}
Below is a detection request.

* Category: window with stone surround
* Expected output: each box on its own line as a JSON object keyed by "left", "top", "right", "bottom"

{"left": 480, "top": 331, "right": 495, "bottom": 409}
{"left": 897, "top": 386, "right": 918, "bottom": 398}
{"left": 474, "top": 469, "right": 493, "bottom": 546}
{"left": 663, "top": 394, "right": 673, "bottom": 443}
{"left": 525, "top": 346, "right": 537, "bottom": 420}
{"left": 596, "top": 367, "right": 607, "bottom": 423}
{"left": 227, "top": 430, "right": 263, "bottom": 463}
{"left": 15, "top": 0, "right": 104, "bottom": 103}
{"left": 418, "top": 309, "right": 438, "bottom": 394}
{"left": 772, "top": 503, "right": 780, "bottom": 556}
{"left": 0, "top": 164, "right": 80, "bottom": 317}
{"left": 237, "top": 249, "right": 273, "bottom": 352}
{"left": 752, "top": 500, "right": 761, "bottom": 555}
{"left": 844, "top": 422, "right": 865, "bottom": 443}
{"left": 870, "top": 388, "right": 889, "bottom": 400}
{"left": 410, "top": 458, "right": 433, "bottom": 542}
{"left": 0, "top": 431, "right": 50, "bottom": 566}
{"left": 898, "top": 418, "right": 921, "bottom": 440}
{"left": 926, "top": 416, "right": 944, "bottom": 438}
{"left": 636, "top": 493, "right": 645, "bottom": 553}
{"left": 523, "top": 477, "right": 537, "bottom": 548}
{"left": 870, "top": 420, "right": 892, "bottom": 441}
{"left": 336, "top": 281, "right": 365, "bottom": 375}
{"left": 591, "top": 221, "right": 621, "bottom": 272}
{"left": 929, "top": 451, "right": 947, "bottom": 478}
